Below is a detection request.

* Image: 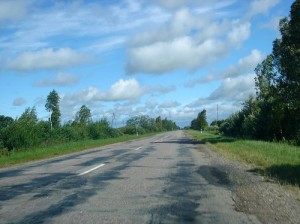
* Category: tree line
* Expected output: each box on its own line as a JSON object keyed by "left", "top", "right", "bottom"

{"left": 191, "top": 1, "right": 300, "bottom": 145}
{"left": 219, "top": 0, "right": 299, "bottom": 144}
{"left": 0, "top": 90, "right": 179, "bottom": 154}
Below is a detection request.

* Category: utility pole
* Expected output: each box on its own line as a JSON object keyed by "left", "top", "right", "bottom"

{"left": 111, "top": 112, "right": 115, "bottom": 128}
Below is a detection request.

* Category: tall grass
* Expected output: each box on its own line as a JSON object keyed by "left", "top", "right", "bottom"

{"left": 186, "top": 130, "right": 300, "bottom": 186}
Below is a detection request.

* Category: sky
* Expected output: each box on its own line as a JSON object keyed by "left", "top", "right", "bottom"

{"left": 0, "top": 0, "right": 294, "bottom": 127}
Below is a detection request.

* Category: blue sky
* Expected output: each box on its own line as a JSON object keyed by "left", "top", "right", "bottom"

{"left": 0, "top": 0, "right": 294, "bottom": 127}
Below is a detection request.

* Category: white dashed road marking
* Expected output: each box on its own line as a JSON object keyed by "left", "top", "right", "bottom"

{"left": 78, "top": 163, "right": 105, "bottom": 176}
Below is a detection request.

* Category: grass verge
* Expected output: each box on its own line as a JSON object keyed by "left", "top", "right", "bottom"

{"left": 0, "top": 133, "right": 156, "bottom": 169}
{"left": 185, "top": 130, "right": 300, "bottom": 192}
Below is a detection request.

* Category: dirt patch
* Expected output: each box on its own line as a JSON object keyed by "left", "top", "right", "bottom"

{"left": 198, "top": 144, "right": 300, "bottom": 224}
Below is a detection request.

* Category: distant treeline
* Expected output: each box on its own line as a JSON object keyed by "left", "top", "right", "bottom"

{"left": 0, "top": 99, "right": 179, "bottom": 154}
{"left": 192, "top": 1, "right": 300, "bottom": 145}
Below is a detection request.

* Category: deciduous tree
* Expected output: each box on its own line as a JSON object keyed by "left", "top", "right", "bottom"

{"left": 45, "top": 90, "right": 61, "bottom": 129}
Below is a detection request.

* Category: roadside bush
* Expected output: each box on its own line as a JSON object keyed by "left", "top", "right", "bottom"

{"left": 2, "top": 119, "right": 42, "bottom": 150}
{"left": 88, "top": 120, "right": 122, "bottom": 140}
{"left": 206, "top": 125, "right": 219, "bottom": 134}
{"left": 121, "top": 125, "right": 146, "bottom": 135}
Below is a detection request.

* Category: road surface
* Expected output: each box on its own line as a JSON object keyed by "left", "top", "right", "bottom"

{"left": 0, "top": 131, "right": 260, "bottom": 223}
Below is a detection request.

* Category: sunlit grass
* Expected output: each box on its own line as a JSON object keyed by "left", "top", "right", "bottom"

{"left": 185, "top": 130, "right": 300, "bottom": 188}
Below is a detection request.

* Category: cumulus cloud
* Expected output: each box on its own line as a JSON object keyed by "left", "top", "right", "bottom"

{"left": 185, "top": 49, "right": 264, "bottom": 87}
{"left": 127, "top": 8, "right": 251, "bottom": 74}
{"left": 33, "top": 73, "right": 79, "bottom": 87}
{"left": 208, "top": 74, "right": 255, "bottom": 101}
{"left": 188, "top": 74, "right": 255, "bottom": 108}
{"left": 8, "top": 48, "right": 92, "bottom": 71}
{"left": 105, "top": 79, "right": 146, "bottom": 101}
{"left": 13, "top": 97, "right": 26, "bottom": 106}
{"left": 128, "top": 36, "right": 227, "bottom": 74}
{"left": 61, "top": 78, "right": 147, "bottom": 107}
{"left": 129, "top": 9, "right": 194, "bottom": 47}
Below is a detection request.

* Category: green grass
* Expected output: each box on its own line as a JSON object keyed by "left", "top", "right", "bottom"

{"left": 0, "top": 133, "right": 156, "bottom": 168}
{"left": 185, "top": 130, "right": 300, "bottom": 187}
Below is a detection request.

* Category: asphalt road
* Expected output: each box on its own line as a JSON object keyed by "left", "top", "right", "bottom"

{"left": 0, "top": 131, "right": 260, "bottom": 223}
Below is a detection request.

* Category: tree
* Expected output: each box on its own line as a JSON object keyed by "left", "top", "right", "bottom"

{"left": 253, "top": 0, "right": 300, "bottom": 142}
{"left": 155, "top": 116, "right": 163, "bottom": 131}
{"left": 45, "top": 90, "right": 61, "bottom": 129}
{"left": 190, "top": 109, "right": 208, "bottom": 131}
{"left": 0, "top": 115, "right": 13, "bottom": 129}
{"left": 75, "top": 105, "right": 92, "bottom": 125}
{"left": 272, "top": 0, "right": 300, "bottom": 141}
{"left": 19, "top": 107, "right": 38, "bottom": 123}
{"left": 197, "top": 109, "right": 208, "bottom": 130}
{"left": 191, "top": 118, "right": 198, "bottom": 130}
{"left": 2, "top": 107, "right": 42, "bottom": 150}
{"left": 273, "top": 0, "right": 300, "bottom": 108}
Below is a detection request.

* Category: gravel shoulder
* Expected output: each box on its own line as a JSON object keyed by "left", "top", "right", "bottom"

{"left": 195, "top": 143, "right": 300, "bottom": 224}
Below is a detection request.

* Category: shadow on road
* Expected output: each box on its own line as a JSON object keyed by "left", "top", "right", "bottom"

{"left": 155, "top": 136, "right": 236, "bottom": 146}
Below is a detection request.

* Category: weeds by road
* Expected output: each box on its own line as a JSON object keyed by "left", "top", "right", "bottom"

{"left": 185, "top": 130, "right": 300, "bottom": 189}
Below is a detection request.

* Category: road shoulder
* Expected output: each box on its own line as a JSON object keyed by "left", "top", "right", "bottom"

{"left": 195, "top": 143, "right": 300, "bottom": 224}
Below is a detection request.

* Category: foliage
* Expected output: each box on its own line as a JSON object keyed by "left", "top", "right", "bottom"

{"left": 75, "top": 105, "right": 92, "bottom": 125}
{"left": 190, "top": 109, "right": 208, "bottom": 131}
{"left": 0, "top": 115, "right": 14, "bottom": 129}
{"left": 220, "top": 1, "right": 300, "bottom": 145}
{"left": 1, "top": 107, "right": 42, "bottom": 150}
{"left": 45, "top": 89, "right": 61, "bottom": 129}
{"left": 126, "top": 115, "right": 179, "bottom": 133}
{"left": 120, "top": 125, "right": 146, "bottom": 135}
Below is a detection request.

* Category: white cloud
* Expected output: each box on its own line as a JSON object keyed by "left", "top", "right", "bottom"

{"left": 184, "top": 74, "right": 256, "bottom": 123}
{"left": 106, "top": 79, "right": 146, "bottom": 101}
{"left": 247, "top": 0, "right": 280, "bottom": 18}
{"left": 129, "top": 9, "right": 194, "bottom": 47}
{"left": 127, "top": 36, "right": 227, "bottom": 74}
{"left": 13, "top": 97, "right": 26, "bottom": 106}
{"left": 185, "top": 49, "right": 264, "bottom": 87}
{"left": 208, "top": 74, "right": 255, "bottom": 101}
{"left": 33, "top": 73, "right": 80, "bottom": 87}
{"left": 188, "top": 74, "right": 255, "bottom": 108}
{"left": 8, "top": 48, "right": 92, "bottom": 71}
{"left": 227, "top": 20, "right": 250, "bottom": 46}
{"left": 127, "top": 9, "right": 251, "bottom": 74}
{"left": 61, "top": 78, "right": 147, "bottom": 107}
